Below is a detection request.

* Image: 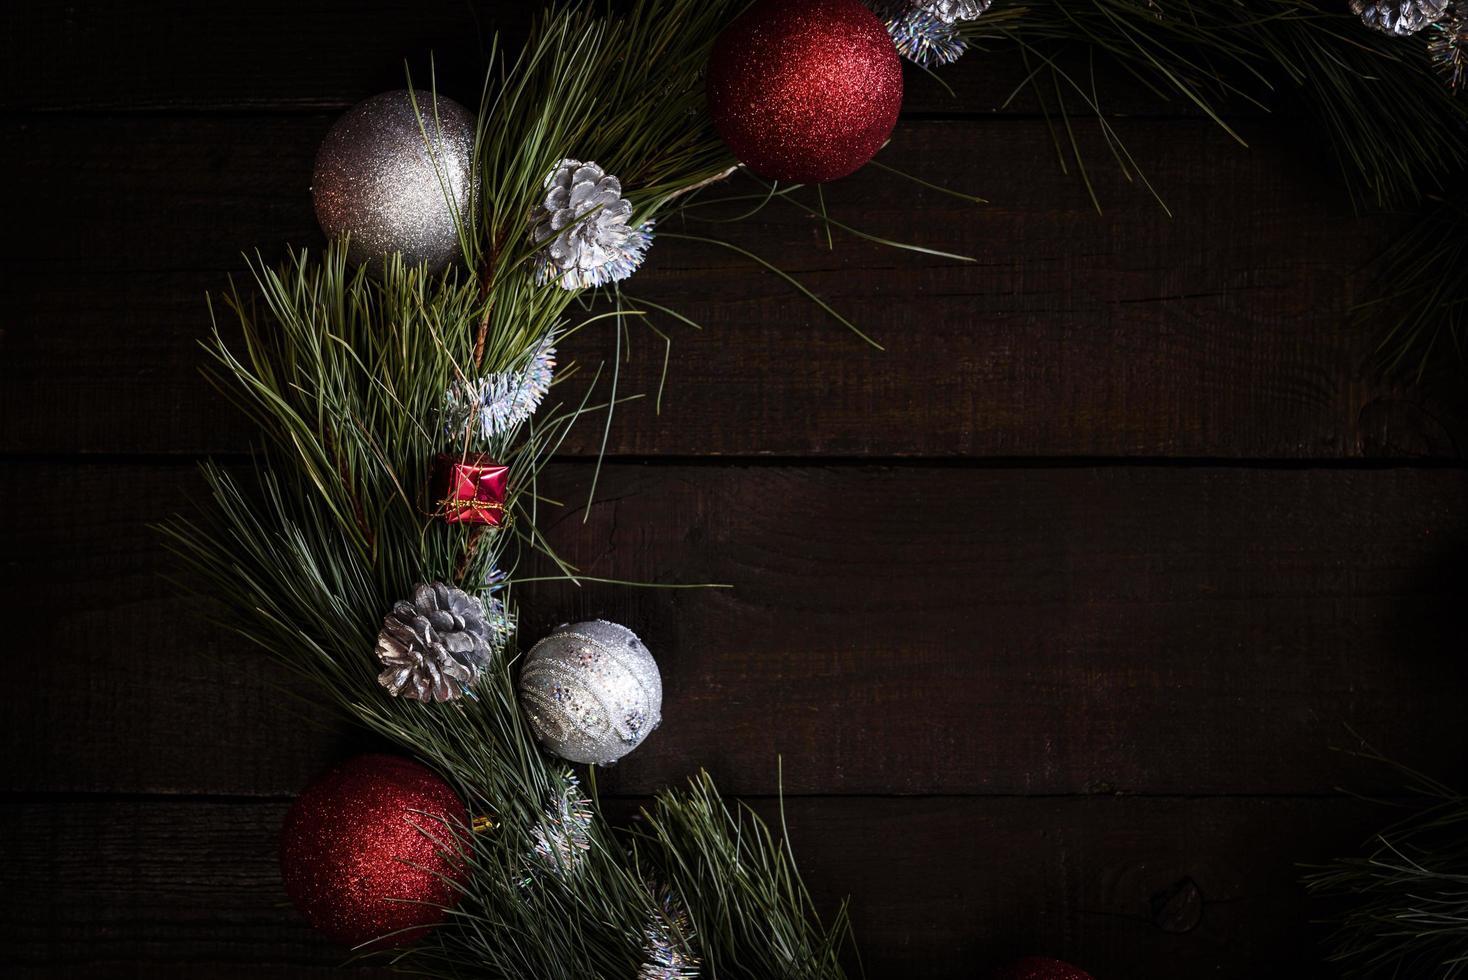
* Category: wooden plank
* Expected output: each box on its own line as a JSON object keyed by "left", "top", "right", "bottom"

{"left": 0, "top": 2, "right": 1165, "bottom": 116}
{"left": 5, "top": 459, "right": 1465, "bottom": 798}
{"left": 9, "top": 969, "right": 378, "bottom": 980}
{"left": 5, "top": 116, "right": 1455, "bottom": 459}
{"left": 0, "top": 798, "right": 369, "bottom": 974}
{"left": 0, "top": 794, "right": 1390, "bottom": 978}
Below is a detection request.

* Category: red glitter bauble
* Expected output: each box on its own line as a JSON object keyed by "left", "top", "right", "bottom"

{"left": 706, "top": 0, "right": 904, "bottom": 183}
{"left": 991, "top": 956, "right": 1095, "bottom": 980}
{"left": 279, "top": 754, "right": 468, "bottom": 948}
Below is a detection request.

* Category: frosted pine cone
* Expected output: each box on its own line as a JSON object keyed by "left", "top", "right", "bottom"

{"left": 920, "top": 0, "right": 992, "bottom": 24}
{"left": 530, "top": 159, "right": 652, "bottom": 290}
{"left": 376, "top": 582, "right": 502, "bottom": 702}
{"left": 1349, "top": 0, "right": 1448, "bottom": 35}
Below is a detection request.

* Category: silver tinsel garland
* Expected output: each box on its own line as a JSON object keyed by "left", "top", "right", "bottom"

{"left": 528, "top": 773, "right": 594, "bottom": 879}
{"left": 444, "top": 337, "right": 557, "bottom": 443}
{"left": 637, "top": 889, "right": 700, "bottom": 980}
{"left": 375, "top": 582, "right": 510, "bottom": 701}
{"left": 1429, "top": 12, "right": 1468, "bottom": 90}
{"left": 870, "top": 0, "right": 992, "bottom": 67}
{"left": 530, "top": 159, "right": 652, "bottom": 290}
{"left": 1349, "top": 0, "right": 1449, "bottom": 36}
{"left": 887, "top": 8, "right": 968, "bottom": 66}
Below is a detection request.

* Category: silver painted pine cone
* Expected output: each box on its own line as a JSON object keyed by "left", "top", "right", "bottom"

{"left": 376, "top": 582, "right": 499, "bottom": 702}
{"left": 1349, "top": 0, "right": 1448, "bottom": 35}
{"left": 530, "top": 159, "right": 652, "bottom": 290}
{"left": 921, "top": 0, "right": 992, "bottom": 23}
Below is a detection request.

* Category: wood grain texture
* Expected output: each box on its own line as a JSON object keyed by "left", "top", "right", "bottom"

{"left": 5, "top": 115, "right": 1460, "bottom": 459}
{"left": 7, "top": 2, "right": 1467, "bottom": 976}
{"left": 0, "top": 794, "right": 1388, "bottom": 979}
{"left": 6, "top": 459, "right": 1464, "bottom": 798}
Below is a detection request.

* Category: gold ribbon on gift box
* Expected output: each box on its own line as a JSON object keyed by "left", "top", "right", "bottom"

{"left": 441, "top": 497, "right": 507, "bottom": 515}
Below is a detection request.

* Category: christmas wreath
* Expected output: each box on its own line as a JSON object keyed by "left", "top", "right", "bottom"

{"left": 163, "top": 1, "right": 1468, "bottom": 977}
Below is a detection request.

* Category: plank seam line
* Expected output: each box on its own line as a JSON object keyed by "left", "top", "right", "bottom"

{"left": 0, "top": 791, "right": 1410, "bottom": 804}
{"left": 3, "top": 451, "right": 1465, "bottom": 471}
{"left": 0, "top": 107, "right": 1273, "bottom": 124}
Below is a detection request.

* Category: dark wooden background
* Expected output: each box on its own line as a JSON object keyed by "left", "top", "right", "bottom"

{"left": 5, "top": 2, "right": 1468, "bottom": 977}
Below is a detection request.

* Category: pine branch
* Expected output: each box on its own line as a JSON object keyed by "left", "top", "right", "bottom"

{"left": 162, "top": 2, "right": 1468, "bottom": 977}
{"left": 1305, "top": 769, "right": 1468, "bottom": 978}
{"left": 969, "top": 1, "right": 1468, "bottom": 211}
{"left": 160, "top": 2, "right": 854, "bottom": 977}
{"left": 964, "top": 0, "right": 1468, "bottom": 382}
{"left": 1365, "top": 192, "right": 1468, "bottom": 382}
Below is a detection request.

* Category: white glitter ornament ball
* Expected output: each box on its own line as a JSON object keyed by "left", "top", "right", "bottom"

{"left": 518, "top": 620, "right": 662, "bottom": 766}
{"left": 312, "top": 90, "right": 476, "bottom": 270}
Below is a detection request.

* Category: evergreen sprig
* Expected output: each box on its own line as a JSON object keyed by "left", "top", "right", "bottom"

{"left": 1366, "top": 190, "right": 1468, "bottom": 382}
{"left": 968, "top": 1, "right": 1468, "bottom": 209}
{"left": 161, "top": 1, "right": 854, "bottom": 977}
{"left": 1304, "top": 763, "right": 1468, "bottom": 978}
{"left": 965, "top": 0, "right": 1468, "bottom": 377}
{"left": 162, "top": 0, "right": 1468, "bottom": 976}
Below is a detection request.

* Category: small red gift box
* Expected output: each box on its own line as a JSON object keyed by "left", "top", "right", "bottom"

{"left": 434, "top": 453, "right": 509, "bottom": 526}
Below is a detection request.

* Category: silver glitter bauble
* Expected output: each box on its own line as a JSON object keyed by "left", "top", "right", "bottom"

{"left": 518, "top": 620, "right": 662, "bottom": 765}
{"left": 376, "top": 582, "right": 508, "bottom": 702}
{"left": 312, "top": 90, "right": 476, "bottom": 270}
{"left": 1349, "top": 0, "right": 1448, "bottom": 35}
